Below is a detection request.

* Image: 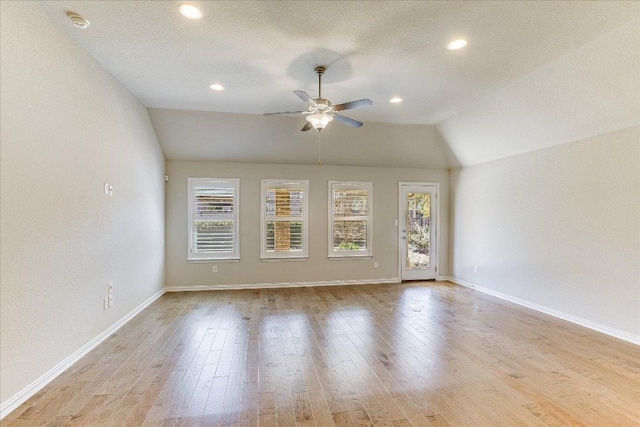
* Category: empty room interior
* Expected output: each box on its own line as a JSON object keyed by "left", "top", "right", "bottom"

{"left": 1, "top": 1, "right": 639, "bottom": 426}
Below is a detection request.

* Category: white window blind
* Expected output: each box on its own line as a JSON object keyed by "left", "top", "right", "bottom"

{"left": 188, "top": 178, "right": 239, "bottom": 260}
{"left": 329, "top": 181, "right": 372, "bottom": 258}
{"left": 261, "top": 180, "right": 309, "bottom": 259}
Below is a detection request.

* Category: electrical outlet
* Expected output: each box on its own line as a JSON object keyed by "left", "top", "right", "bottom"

{"left": 108, "top": 282, "right": 113, "bottom": 293}
{"left": 475, "top": 266, "right": 480, "bottom": 274}
{"left": 103, "top": 296, "right": 109, "bottom": 310}
{"left": 108, "top": 295, "right": 113, "bottom": 307}
{"left": 212, "top": 265, "right": 218, "bottom": 273}
{"left": 374, "top": 261, "right": 379, "bottom": 269}
{"left": 104, "top": 183, "right": 109, "bottom": 195}
{"left": 394, "top": 219, "right": 399, "bottom": 227}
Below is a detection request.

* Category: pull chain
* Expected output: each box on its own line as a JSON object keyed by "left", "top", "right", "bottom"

{"left": 317, "top": 132, "right": 322, "bottom": 165}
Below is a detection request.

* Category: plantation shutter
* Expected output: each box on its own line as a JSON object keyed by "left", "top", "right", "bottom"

{"left": 329, "top": 182, "right": 372, "bottom": 257}
{"left": 261, "top": 180, "right": 309, "bottom": 259}
{"left": 333, "top": 189, "right": 368, "bottom": 217}
{"left": 188, "top": 178, "right": 239, "bottom": 260}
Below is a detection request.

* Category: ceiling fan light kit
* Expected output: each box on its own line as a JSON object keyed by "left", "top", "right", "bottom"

{"left": 264, "top": 66, "right": 373, "bottom": 132}
{"left": 306, "top": 113, "right": 333, "bottom": 131}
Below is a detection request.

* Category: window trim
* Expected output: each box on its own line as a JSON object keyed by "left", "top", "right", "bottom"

{"left": 328, "top": 181, "right": 373, "bottom": 258}
{"left": 260, "top": 179, "right": 309, "bottom": 260}
{"left": 187, "top": 177, "right": 240, "bottom": 261}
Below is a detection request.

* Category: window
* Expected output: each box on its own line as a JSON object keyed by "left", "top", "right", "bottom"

{"left": 329, "top": 181, "right": 372, "bottom": 258}
{"left": 188, "top": 178, "right": 239, "bottom": 261}
{"left": 261, "top": 179, "right": 309, "bottom": 259}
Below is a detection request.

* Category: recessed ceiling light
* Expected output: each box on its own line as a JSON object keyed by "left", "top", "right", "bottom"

{"left": 209, "top": 83, "right": 225, "bottom": 91}
{"left": 389, "top": 97, "right": 403, "bottom": 104}
{"left": 447, "top": 39, "right": 468, "bottom": 50}
{"left": 179, "top": 4, "right": 203, "bottom": 19}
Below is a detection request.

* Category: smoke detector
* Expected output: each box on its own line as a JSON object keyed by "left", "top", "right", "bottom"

{"left": 67, "top": 12, "right": 90, "bottom": 29}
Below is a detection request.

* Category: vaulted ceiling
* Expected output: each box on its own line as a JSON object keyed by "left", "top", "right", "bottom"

{"left": 41, "top": 1, "right": 639, "bottom": 166}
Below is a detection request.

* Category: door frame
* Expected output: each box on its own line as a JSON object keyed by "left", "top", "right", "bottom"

{"left": 398, "top": 182, "right": 440, "bottom": 281}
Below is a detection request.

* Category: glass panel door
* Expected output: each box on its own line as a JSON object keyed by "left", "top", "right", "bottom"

{"left": 406, "top": 192, "right": 431, "bottom": 270}
{"left": 400, "top": 184, "right": 437, "bottom": 280}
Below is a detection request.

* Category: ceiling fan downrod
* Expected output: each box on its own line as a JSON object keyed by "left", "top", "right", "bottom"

{"left": 315, "top": 66, "right": 326, "bottom": 99}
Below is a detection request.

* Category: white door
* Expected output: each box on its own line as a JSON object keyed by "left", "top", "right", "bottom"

{"left": 400, "top": 183, "right": 437, "bottom": 281}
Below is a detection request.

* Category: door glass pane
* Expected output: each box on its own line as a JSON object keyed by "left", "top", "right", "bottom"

{"left": 406, "top": 192, "right": 430, "bottom": 269}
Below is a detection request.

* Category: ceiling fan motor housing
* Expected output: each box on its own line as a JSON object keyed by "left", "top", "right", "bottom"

{"left": 313, "top": 98, "right": 332, "bottom": 112}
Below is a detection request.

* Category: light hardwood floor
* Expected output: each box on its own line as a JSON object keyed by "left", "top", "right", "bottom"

{"left": 3, "top": 282, "right": 639, "bottom": 426}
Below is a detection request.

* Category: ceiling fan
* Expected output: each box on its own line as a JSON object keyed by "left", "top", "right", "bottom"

{"left": 263, "top": 66, "right": 373, "bottom": 132}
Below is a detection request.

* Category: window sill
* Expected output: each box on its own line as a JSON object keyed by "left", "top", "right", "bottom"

{"left": 188, "top": 258, "right": 240, "bottom": 263}
{"left": 328, "top": 255, "right": 373, "bottom": 260}
{"left": 260, "top": 257, "right": 309, "bottom": 262}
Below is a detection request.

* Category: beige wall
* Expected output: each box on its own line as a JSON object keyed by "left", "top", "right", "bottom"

{"left": 166, "top": 161, "right": 449, "bottom": 287}
{"left": 0, "top": 1, "right": 165, "bottom": 405}
{"left": 449, "top": 126, "right": 640, "bottom": 337}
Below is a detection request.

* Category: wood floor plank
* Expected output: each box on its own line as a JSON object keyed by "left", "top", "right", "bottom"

{"left": 4, "top": 282, "right": 639, "bottom": 427}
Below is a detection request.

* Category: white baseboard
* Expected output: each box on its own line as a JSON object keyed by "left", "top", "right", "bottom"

{"left": 165, "top": 277, "right": 400, "bottom": 292}
{"left": 0, "top": 289, "right": 166, "bottom": 420}
{"left": 440, "top": 276, "right": 640, "bottom": 346}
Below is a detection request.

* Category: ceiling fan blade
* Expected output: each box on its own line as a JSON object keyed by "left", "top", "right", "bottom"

{"left": 333, "top": 114, "right": 363, "bottom": 128}
{"left": 294, "top": 90, "right": 317, "bottom": 107}
{"left": 301, "top": 122, "right": 313, "bottom": 131}
{"left": 263, "top": 111, "right": 306, "bottom": 116}
{"left": 334, "top": 98, "right": 373, "bottom": 111}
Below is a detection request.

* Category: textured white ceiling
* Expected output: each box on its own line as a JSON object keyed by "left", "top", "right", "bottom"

{"left": 41, "top": 1, "right": 638, "bottom": 126}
